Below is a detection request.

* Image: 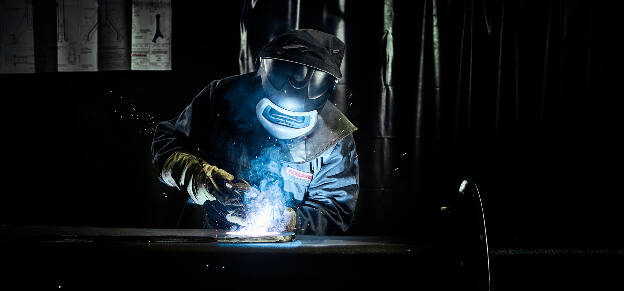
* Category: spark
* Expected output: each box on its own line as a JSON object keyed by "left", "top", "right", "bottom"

{"left": 113, "top": 95, "right": 159, "bottom": 135}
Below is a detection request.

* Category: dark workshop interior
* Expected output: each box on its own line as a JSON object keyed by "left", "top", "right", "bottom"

{"left": 1, "top": 0, "right": 622, "bottom": 290}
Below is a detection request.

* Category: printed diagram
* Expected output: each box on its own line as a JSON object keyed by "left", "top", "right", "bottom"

{"left": 151, "top": 14, "right": 163, "bottom": 43}
{"left": 99, "top": 0, "right": 130, "bottom": 70}
{"left": 0, "top": 0, "right": 35, "bottom": 73}
{"left": 1, "top": 0, "right": 172, "bottom": 73}
{"left": 100, "top": 0, "right": 121, "bottom": 41}
{"left": 56, "top": 0, "right": 98, "bottom": 71}
{"left": 131, "top": 0, "right": 171, "bottom": 70}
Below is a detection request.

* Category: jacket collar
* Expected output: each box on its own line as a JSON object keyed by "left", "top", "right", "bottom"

{"left": 279, "top": 101, "right": 356, "bottom": 163}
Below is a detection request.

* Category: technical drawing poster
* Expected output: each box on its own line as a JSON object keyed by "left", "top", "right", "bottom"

{"left": 99, "top": 0, "right": 130, "bottom": 70}
{"left": 56, "top": 0, "right": 98, "bottom": 72}
{"left": 131, "top": 0, "right": 171, "bottom": 70}
{"left": 0, "top": 0, "right": 35, "bottom": 73}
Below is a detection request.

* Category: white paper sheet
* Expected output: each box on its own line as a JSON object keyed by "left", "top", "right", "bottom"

{"left": 131, "top": 0, "right": 171, "bottom": 70}
{"left": 99, "top": 0, "right": 130, "bottom": 71}
{"left": 0, "top": 0, "right": 35, "bottom": 73}
{"left": 56, "top": 0, "right": 99, "bottom": 72}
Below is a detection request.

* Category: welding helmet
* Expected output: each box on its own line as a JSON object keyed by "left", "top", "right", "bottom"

{"left": 256, "top": 58, "right": 338, "bottom": 140}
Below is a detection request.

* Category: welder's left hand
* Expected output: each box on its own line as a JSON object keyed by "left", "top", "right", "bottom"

{"left": 282, "top": 207, "right": 296, "bottom": 232}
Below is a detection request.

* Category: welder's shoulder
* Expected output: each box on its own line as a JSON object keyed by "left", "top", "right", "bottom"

{"left": 196, "top": 73, "right": 257, "bottom": 100}
{"left": 315, "top": 133, "right": 356, "bottom": 167}
{"left": 329, "top": 133, "right": 357, "bottom": 158}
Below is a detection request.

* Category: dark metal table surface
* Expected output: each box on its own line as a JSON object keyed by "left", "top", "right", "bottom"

{"left": 3, "top": 226, "right": 620, "bottom": 290}
{"left": 0, "top": 225, "right": 419, "bottom": 252}
{"left": 0, "top": 225, "right": 448, "bottom": 290}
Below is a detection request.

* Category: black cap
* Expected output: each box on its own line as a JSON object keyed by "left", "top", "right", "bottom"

{"left": 258, "top": 29, "right": 345, "bottom": 79}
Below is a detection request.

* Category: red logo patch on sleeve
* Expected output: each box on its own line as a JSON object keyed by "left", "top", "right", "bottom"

{"left": 285, "top": 167, "right": 313, "bottom": 182}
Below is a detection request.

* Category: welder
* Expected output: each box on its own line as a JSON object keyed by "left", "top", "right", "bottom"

{"left": 151, "top": 29, "right": 358, "bottom": 235}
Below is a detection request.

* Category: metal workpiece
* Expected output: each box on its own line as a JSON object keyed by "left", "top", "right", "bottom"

{"left": 217, "top": 231, "right": 295, "bottom": 243}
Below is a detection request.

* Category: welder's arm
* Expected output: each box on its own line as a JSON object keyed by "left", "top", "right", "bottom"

{"left": 151, "top": 81, "right": 218, "bottom": 172}
{"left": 295, "top": 135, "right": 359, "bottom": 235}
{"left": 151, "top": 81, "right": 240, "bottom": 205}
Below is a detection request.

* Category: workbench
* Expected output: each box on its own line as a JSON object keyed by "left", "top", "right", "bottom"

{"left": 2, "top": 225, "right": 620, "bottom": 290}
{"left": 0, "top": 225, "right": 452, "bottom": 290}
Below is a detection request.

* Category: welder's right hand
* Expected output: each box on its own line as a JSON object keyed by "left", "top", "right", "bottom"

{"left": 160, "top": 151, "right": 237, "bottom": 205}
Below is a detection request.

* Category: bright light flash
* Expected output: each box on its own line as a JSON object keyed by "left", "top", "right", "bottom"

{"left": 227, "top": 182, "right": 286, "bottom": 237}
{"left": 226, "top": 230, "right": 280, "bottom": 237}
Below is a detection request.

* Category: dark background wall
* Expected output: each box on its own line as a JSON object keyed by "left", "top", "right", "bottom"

{"left": 1, "top": 0, "right": 622, "bottom": 250}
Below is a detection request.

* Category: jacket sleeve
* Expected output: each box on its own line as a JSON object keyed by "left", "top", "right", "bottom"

{"left": 295, "top": 134, "right": 359, "bottom": 235}
{"left": 151, "top": 81, "right": 219, "bottom": 173}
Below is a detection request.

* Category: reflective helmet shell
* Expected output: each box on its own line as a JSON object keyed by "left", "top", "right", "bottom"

{"left": 259, "top": 58, "right": 337, "bottom": 113}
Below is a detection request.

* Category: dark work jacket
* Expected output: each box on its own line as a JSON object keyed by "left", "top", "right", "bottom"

{"left": 151, "top": 73, "right": 358, "bottom": 235}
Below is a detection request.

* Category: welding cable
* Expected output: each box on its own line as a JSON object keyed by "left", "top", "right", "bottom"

{"left": 473, "top": 181, "right": 491, "bottom": 291}
{"left": 458, "top": 179, "right": 491, "bottom": 291}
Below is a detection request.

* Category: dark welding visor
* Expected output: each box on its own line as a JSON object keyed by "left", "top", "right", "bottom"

{"left": 260, "top": 58, "right": 337, "bottom": 112}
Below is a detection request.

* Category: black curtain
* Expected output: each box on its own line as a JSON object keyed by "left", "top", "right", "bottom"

{"left": 238, "top": 0, "right": 624, "bottom": 245}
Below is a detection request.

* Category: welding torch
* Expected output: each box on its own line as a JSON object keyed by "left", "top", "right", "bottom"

{"left": 221, "top": 179, "right": 251, "bottom": 206}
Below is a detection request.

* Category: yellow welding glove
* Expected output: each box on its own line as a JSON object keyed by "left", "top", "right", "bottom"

{"left": 161, "top": 151, "right": 235, "bottom": 205}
